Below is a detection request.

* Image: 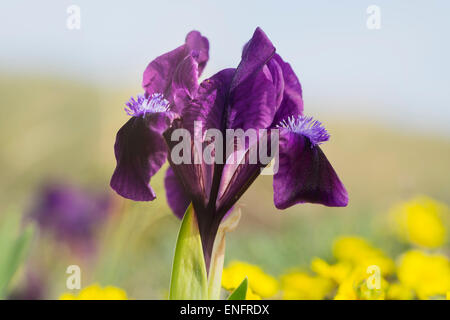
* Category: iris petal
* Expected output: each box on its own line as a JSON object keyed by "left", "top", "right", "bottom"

{"left": 231, "top": 27, "right": 275, "bottom": 92}
{"left": 181, "top": 68, "right": 235, "bottom": 134}
{"left": 163, "top": 119, "right": 208, "bottom": 207}
{"left": 270, "top": 54, "right": 304, "bottom": 126}
{"left": 164, "top": 69, "right": 235, "bottom": 206}
{"left": 185, "top": 30, "right": 209, "bottom": 76}
{"left": 164, "top": 166, "right": 190, "bottom": 219}
{"left": 228, "top": 66, "right": 277, "bottom": 131}
{"left": 266, "top": 57, "right": 285, "bottom": 109}
{"left": 142, "top": 30, "right": 209, "bottom": 104}
{"left": 172, "top": 55, "right": 200, "bottom": 105}
{"left": 228, "top": 28, "right": 277, "bottom": 130}
{"left": 110, "top": 112, "right": 172, "bottom": 201}
{"left": 273, "top": 130, "right": 348, "bottom": 209}
{"left": 216, "top": 139, "right": 270, "bottom": 215}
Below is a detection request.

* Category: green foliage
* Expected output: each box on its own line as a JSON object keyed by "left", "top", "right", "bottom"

{"left": 227, "top": 277, "right": 248, "bottom": 300}
{"left": 0, "top": 210, "right": 34, "bottom": 299}
{"left": 169, "top": 205, "right": 208, "bottom": 300}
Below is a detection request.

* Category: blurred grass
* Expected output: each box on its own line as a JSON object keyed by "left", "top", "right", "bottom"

{"left": 1, "top": 75, "right": 449, "bottom": 298}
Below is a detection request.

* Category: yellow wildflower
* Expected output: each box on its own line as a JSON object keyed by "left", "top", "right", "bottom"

{"left": 334, "top": 266, "right": 387, "bottom": 300}
{"left": 222, "top": 261, "right": 278, "bottom": 298}
{"left": 246, "top": 287, "right": 261, "bottom": 300}
{"left": 390, "top": 196, "right": 447, "bottom": 248}
{"left": 59, "top": 283, "right": 127, "bottom": 300}
{"left": 281, "top": 271, "right": 334, "bottom": 300}
{"left": 311, "top": 257, "right": 353, "bottom": 284}
{"left": 333, "top": 236, "right": 395, "bottom": 276}
{"left": 397, "top": 250, "right": 450, "bottom": 299}
{"left": 386, "top": 282, "right": 414, "bottom": 300}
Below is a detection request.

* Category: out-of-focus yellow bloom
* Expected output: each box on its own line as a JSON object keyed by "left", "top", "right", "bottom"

{"left": 334, "top": 266, "right": 387, "bottom": 300}
{"left": 386, "top": 283, "right": 414, "bottom": 300}
{"left": 390, "top": 196, "right": 448, "bottom": 248}
{"left": 333, "top": 236, "right": 395, "bottom": 276}
{"left": 222, "top": 261, "right": 278, "bottom": 298}
{"left": 311, "top": 257, "right": 353, "bottom": 284}
{"left": 397, "top": 250, "right": 450, "bottom": 299}
{"left": 281, "top": 271, "right": 334, "bottom": 300}
{"left": 447, "top": 292, "right": 450, "bottom": 300}
{"left": 59, "top": 283, "right": 127, "bottom": 300}
{"left": 246, "top": 287, "right": 261, "bottom": 300}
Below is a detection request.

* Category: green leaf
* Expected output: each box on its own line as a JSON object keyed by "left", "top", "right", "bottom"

{"left": 0, "top": 211, "right": 34, "bottom": 299}
{"left": 228, "top": 277, "right": 248, "bottom": 300}
{"left": 169, "top": 204, "right": 208, "bottom": 300}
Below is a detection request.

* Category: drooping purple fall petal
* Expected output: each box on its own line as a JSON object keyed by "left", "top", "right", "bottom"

{"left": 111, "top": 108, "right": 173, "bottom": 201}
{"left": 273, "top": 117, "right": 348, "bottom": 209}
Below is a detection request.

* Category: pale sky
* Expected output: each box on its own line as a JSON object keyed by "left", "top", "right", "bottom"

{"left": 1, "top": 1, "right": 449, "bottom": 135}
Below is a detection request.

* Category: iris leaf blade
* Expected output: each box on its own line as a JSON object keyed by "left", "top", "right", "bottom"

{"left": 0, "top": 220, "right": 33, "bottom": 299}
{"left": 227, "top": 277, "right": 248, "bottom": 300}
{"left": 169, "top": 204, "right": 208, "bottom": 300}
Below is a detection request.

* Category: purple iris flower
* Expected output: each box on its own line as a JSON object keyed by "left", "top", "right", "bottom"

{"left": 110, "top": 28, "right": 348, "bottom": 267}
{"left": 29, "top": 182, "right": 111, "bottom": 254}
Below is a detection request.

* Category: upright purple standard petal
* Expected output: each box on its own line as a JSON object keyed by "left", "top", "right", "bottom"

{"left": 231, "top": 27, "right": 275, "bottom": 92}
{"left": 172, "top": 55, "right": 200, "bottom": 104}
{"left": 143, "top": 31, "right": 209, "bottom": 107}
{"left": 228, "top": 66, "right": 277, "bottom": 131}
{"left": 228, "top": 27, "right": 277, "bottom": 130}
{"left": 270, "top": 54, "right": 304, "bottom": 126}
{"left": 185, "top": 31, "right": 209, "bottom": 75}
{"left": 111, "top": 94, "right": 174, "bottom": 201}
{"left": 181, "top": 68, "right": 235, "bottom": 133}
{"left": 211, "top": 29, "right": 281, "bottom": 215}
{"left": 274, "top": 116, "right": 348, "bottom": 209}
{"left": 266, "top": 56, "right": 285, "bottom": 109}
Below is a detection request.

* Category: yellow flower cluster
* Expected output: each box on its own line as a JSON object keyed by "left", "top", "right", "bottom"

{"left": 221, "top": 196, "right": 449, "bottom": 300}
{"left": 390, "top": 196, "right": 447, "bottom": 248}
{"left": 397, "top": 250, "right": 450, "bottom": 299}
{"left": 59, "top": 283, "right": 128, "bottom": 300}
{"left": 332, "top": 236, "right": 395, "bottom": 276}
{"left": 281, "top": 271, "right": 333, "bottom": 300}
{"left": 313, "top": 236, "right": 394, "bottom": 300}
{"left": 222, "top": 261, "right": 278, "bottom": 299}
